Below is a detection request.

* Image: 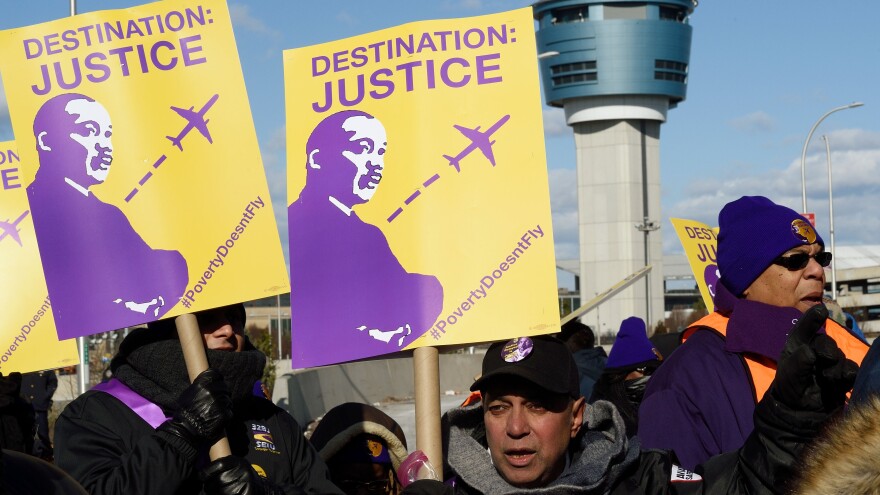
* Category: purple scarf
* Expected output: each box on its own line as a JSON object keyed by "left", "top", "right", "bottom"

{"left": 715, "top": 281, "right": 820, "bottom": 362}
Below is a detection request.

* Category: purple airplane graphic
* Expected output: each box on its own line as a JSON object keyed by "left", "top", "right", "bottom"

{"left": 0, "top": 210, "right": 29, "bottom": 246}
{"left": 166, "top": 94, "right": 220, "bottom": 150}
{"left": 443, "top": 114, "right": 511, "bottom": 173}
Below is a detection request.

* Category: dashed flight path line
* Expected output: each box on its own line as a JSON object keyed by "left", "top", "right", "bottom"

{"left": 386, "top": 172, "right": 443, "bottom": 223}
{"left": 386, "top": 116, "right": 508, "bottom": 223}
{"left": 423, "top": 174, "right": 440, "bottom": 187}
{"left": 124, "top": 155, "right": 168, "bottom": 203}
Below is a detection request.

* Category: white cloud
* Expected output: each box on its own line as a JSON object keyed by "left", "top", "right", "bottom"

{"left": 526, "top": 126, "right": 880, "bottom": 262}
{"left": 728, "top": 111, "right": 774, "bottom": 133}
{"left": 440, "top": 0, "right": 484, "bottom": 11}
{"left": 458, "top": 0, "right": 484, "bottom": 9}
{"left": 663, "top": 130, "right": 880, "bottom": 252}
{"left": 813, "top": 128, "right": 880, "bottom": 151}
{"left": 335, "top": 10, "right": 358, "bottom": 27}
{"left": 229, "top": 3, "right": 282, "bottom": 40}
{"left": 542, "top": 107, "right": 571, "bottom": 137}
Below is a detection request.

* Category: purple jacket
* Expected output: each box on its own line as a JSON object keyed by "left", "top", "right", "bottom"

{"left": 637, "top": 282, "right": 803, "bottom": 470}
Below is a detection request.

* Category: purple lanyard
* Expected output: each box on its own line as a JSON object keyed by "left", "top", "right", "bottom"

{"left": 92, "top": 378, "right": 171, "bottom": 429}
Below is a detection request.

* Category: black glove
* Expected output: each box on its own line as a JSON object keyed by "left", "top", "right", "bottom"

{"left": 740, "top": 305, "right": 860, "bottom": 492}
{"left": 158, "top": 368, "right": 233, "bottom": 447}
{"left": 771, "top": 304, "right": 858, "bottom": 414}
{"left": 200, "top": 455, "right": 282, "bottom": 495}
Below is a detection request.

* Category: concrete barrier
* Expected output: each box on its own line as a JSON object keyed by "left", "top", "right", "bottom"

{"left": 273, "top": 352, "right": 485, "bottom": 425}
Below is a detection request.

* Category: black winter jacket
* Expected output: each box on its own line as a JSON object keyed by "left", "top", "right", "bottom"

{"left": 423, "top": 394, "right": 817, "bottom": 495}
{"left": 55, "top": 390, "right": 341, "bottom": 495}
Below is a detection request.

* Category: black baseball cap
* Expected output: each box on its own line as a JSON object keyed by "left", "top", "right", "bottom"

{"left": 471, "top": 335, "right": 580, "bottom": 398}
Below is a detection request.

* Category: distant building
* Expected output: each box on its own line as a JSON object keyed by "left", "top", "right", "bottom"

{"left": 826, "top": 245, "right": 880, "bottom": 334}
{"left": 533, "top": 0, "right": 698, "bottom": 330}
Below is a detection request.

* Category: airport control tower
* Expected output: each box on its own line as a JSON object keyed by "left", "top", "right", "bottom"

{"left": 533, "top": 0, "right": 696, "bottom": 333}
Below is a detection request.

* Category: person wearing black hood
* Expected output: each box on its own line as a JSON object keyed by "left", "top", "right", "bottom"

{"left": 0, "top": 373, "right": 34, "bottom": 455}
{"left": 309, "top": 402, "right": 410, "bottom": 495}
{"left": 589, "top": 316, "right": 662, "bottom": 435}
{"left": 559, "top": 320, "right": 606, "bottom": 401}
{"left": 54, "top": 303, "right": 342, "bottom": 495}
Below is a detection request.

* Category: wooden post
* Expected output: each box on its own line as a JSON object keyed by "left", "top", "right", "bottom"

{"left": 413, "top": 346, "right": 442, "bottom": 479}
{"left": 175, "top": 313, "right": 232, "bottom": 460}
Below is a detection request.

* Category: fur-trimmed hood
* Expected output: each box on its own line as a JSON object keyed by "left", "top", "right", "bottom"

{"left": 309, "top": 402, "right": 409, "bottom": 471}
{"left": 794, "top": 395, "right": 880, "bottom": 494}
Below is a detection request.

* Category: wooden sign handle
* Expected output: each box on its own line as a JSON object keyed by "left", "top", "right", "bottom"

{"left": 413, "top": 346, "right": 442, "bottom": 480}
{"left": 175, "top": 313, "right": 232, "bottom": 460}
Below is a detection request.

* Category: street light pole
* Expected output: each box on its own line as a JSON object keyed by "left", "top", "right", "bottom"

{"left": 800, "top": 102, "right": 863, "bottom": 213}
{"left": 72, "top": 0, "right": 90, "bottom": 395}
{"left": 635, "top": 218, "right": 659, "bottom": 325}
{"left": 823, "top": 135, "right": 838, "bottom": 300}
{"left": 276, "top": 294, "right": 282, "bottom": 360}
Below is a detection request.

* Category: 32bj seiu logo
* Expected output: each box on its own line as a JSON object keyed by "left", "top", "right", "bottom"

{"left": 251, "top": 423, "right": 279, "bottom": 454}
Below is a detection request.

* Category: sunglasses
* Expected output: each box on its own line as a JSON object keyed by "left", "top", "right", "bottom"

{"left": 772, "top": 251, "right": 832, "bottom": 271}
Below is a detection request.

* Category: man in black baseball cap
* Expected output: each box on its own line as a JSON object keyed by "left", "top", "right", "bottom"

{"left": 471, "top": 336, "right": 580, "bottom": 398}
{"left": 467, "top": 336, "right": 583, "bottom": 489}
{"left": 414, "top": 311, "right": 859, "bottom": 494}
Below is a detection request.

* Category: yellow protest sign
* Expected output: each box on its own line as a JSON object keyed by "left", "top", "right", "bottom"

{"left": 670, "top": 218, "right": 719, "bottom": 312}
{"left": 0, "top": 142, "right": 78, "bottom": 372}
{"left": 0, "top": 0, "right": 288, "bottom": 340}
{"left": 285, "top": 8, "right": 559, "bottom": 368}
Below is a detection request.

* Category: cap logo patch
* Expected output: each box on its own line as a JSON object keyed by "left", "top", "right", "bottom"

{"left": 652, "top": 348, "right": 663, "bottom": 361}
{"left": 367, "top": 439, "right": 385, "bottom": 458}
{"left": 502, "top": 337, "right": 533, "bottom": 362}
{"left": 791, "top": 219, "right": 817, "bottom": 244}
{"left": 703, "top": 264, "right": 720, "bottom": 299}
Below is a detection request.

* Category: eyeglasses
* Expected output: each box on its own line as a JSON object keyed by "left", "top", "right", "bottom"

{"left": 772, "top": 252, "right": 832, "bottom": 271}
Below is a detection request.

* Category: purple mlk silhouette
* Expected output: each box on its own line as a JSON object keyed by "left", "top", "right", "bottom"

{"left": 288, "top": 110, "right": 444, "bottom": 368}
{"left": 28, "top": 93, "right": 189, "bottom": 339}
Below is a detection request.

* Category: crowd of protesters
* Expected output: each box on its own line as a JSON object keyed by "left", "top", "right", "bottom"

{"left": 0, "top": 195, "right": 876, "bottom": 494}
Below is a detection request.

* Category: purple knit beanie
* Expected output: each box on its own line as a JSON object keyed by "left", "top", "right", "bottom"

{"left": 606, "top": 317, "right": 662, "bottom": 371}
{"left": 717, "top": 196, "right": 823, "bottom": 296}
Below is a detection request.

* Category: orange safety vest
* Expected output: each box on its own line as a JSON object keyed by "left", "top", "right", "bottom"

{"left": 683, "top": 312, "right": 868, "bottom": 402}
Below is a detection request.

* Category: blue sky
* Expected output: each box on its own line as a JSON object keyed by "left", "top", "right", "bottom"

{"left": 3, "top": 1, "right": 880, "bottom": 279}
